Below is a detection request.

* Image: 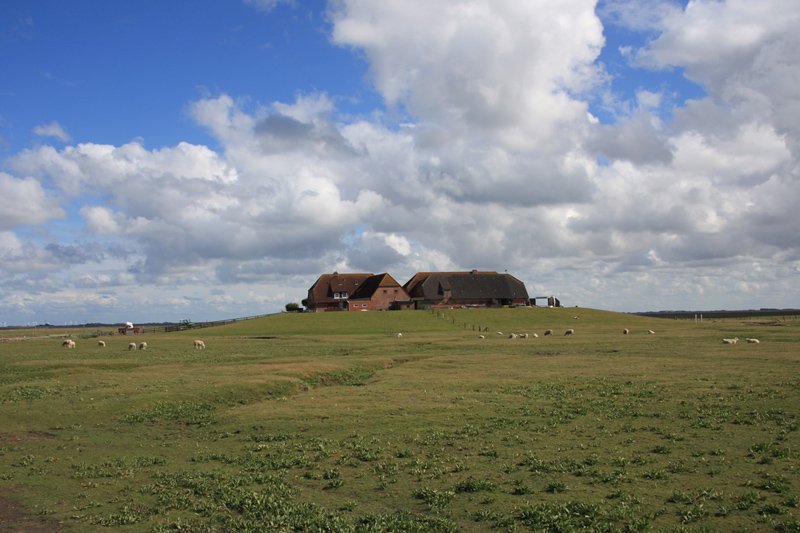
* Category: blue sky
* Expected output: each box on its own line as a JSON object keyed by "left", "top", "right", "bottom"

{"left": 1, "top": 0, "right": 799, "bottom": 325}
{"left": 2, "top": 1, "right": 368, "bottom": 151}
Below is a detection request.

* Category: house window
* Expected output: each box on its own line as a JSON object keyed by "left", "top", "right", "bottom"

{"left": 361, "top": 304, "right": 367, "bottom": 308}
{"left": 334, "top": 291, "right": 349, "bottom": 300}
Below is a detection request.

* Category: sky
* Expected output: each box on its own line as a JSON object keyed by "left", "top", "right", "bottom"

{"left": 1, "top": 0, "right": 799, "bottom": 325}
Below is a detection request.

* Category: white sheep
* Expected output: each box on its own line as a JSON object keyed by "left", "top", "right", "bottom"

{"left": 564, "top": 328, "right": 574, "bottom": 336}
{"left": 623, "top": 328, "right": 629, "bottom": 335}
{"left": 396, "top": 332, "right": 402, "bottom": 338}
{"left": 478, "top": 334, "right": 485, "bottom": 339}
{"left": 721, "top": 337, "right": 739, "bottom": 345}
{"left": 746, "top": 338, "right": 760, "bottom": 344}
{"left": 532, "top": 333, "right": 539, "bottom": 338}
{"left": 520, "top": 333, "right": 529, "bottom": 339}
{"left": 97, "top": 340, "right": 106, "bottom": 347}
{"left": 544, "top": 329, "right": 553, "bottom": 336}
{"left": 194, "top": 339, "right": 206, "bottom": 349}
{"left": 648, "top": 329, "right": 655, "bottom": 335}
{"left": 128, "top": 342, "right": 137, "bottom": 350}
{"left": 508, "top": 333, "right": 517, "bottom": 339}
{"left": 139, "top": 342, "right": 147, "bottom": 350}
{"left": 62, "top": 339, "right": 75, "bottom": 348}
{"left": 496, "top": 331, "right": 503, "bottom": 336}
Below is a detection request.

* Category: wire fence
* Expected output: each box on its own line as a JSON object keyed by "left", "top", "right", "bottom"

{"left": 94, "top": 313, "right": 282, "bottom": 335}
{"left": 158, "top": 312, "right": 280, "bottom": 333}
{"left": 430, "top": 308, "right": 491, "bottom": 332}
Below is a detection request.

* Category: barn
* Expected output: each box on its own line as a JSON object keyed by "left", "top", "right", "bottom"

{"left": 403, "top": 270, "right": 529, "bottom": 308}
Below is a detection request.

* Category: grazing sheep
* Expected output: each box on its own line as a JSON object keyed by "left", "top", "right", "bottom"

{"left": 544, "top": 329, "right": 553, "bottom": 336}
{"left": 128, "top": 342, "right": 137, "bottom": 350}
{"left": 496, "top": 331, "right": 503, "bottom": 336}
{"left": 62, "top": 339, "right": 75, "bottom": 348}
{"left": 396, "top": 332, "right": 402, "bottom": 338}
{"left": 194, "top": 339, "right": 206, "bottom": 349}
{"left": 721, "top": 337, "right": 739, "bottom": 345}
{"left": 623, "top": 328, "right": 629, "bottom": 335}
{"left": 648, "top": 329, "right": 655, "bottom": 335}
{"left": 508, "top": 333, "right": 517, "bottom": 339}
{"left": 478, "top": 334, "right": 485, "bottom": 339}
{"left": 139, "top": 342, "right": 147, "bottom": 350}
{"left": 746, "top": 338, "right": 760, "bottom": 344}
{"left": 564, "top": 328, "right": 575, "bottom": 336}
{"left": 532, "top": 333, "right": 539, "bottom": 338}
{"left": 97, "top": 340, "right": 106, "bottom": 347}
{"left": 520, "top": 333, "right": 529, "bottom": 339}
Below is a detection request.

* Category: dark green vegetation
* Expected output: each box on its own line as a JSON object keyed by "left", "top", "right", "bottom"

{"left": 1, "top": 307, "right": 798, "bottom": 531}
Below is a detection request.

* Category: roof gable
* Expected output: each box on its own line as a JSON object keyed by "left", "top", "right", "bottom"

{"left": 351, "top": 273, "right": 403, "bottom": 299}
{"left": 308, "top": 272, "right": 373, "bottom": 304}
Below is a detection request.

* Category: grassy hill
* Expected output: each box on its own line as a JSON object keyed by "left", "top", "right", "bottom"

{"left": 193, "top": 306, "right": 668, "bottom": 337}
{"left": 1, "top": 308, "right": 798, "bottom": 531}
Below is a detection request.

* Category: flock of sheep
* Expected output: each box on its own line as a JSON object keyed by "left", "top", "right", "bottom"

{"left": 623, "top": 328, "right": 656, "bottom": 335}
{"left": 62, "top": 325, "right": 760, "bottom": 350}
{"left": 468, "top": 327, "right": 760, "bottom": 345}
{"left": 721, "top": 337, "right": 760, "bottom": 344}
{"left": 61, "top": 338, "right": 206, "bottom": 349}
{"left": 475, "top": 327, "right": 652, "bottom": 339}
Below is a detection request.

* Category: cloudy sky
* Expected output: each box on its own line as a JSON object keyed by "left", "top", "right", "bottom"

{"left": 1, "top": 0, "right": 799, "bottom": 325}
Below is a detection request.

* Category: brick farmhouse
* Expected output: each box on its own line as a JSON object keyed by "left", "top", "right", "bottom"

{"left": 303, "top": 272, "right": 412, "bottom": 312}
{"left": 304, "top": 270, "right": 534, "bottom": 312}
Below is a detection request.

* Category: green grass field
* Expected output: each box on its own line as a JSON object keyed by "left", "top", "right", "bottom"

{"left": 1, "top": 307, "right": 798, "bottom": 531}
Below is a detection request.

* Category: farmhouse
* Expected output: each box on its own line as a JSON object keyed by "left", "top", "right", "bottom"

{"left": 306, "top": 270, "right": 531, "bottom": 311}
{"left": 403, "top": 270, "right": 529, "bottom": 308}
{"left": 304, "top": 272, "right": 413, "bottom": 312}
{"left": 304, "top": 272, "right": 372, "bottom": 312}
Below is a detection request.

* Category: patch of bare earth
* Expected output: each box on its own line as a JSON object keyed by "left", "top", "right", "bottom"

{"left": 0, "top": 432, "right": 56, "bottom": 444}
{"left": 0, "top": 433, "right": 63, "bottom": 531}
{"left": 0, "top": 488, "right": 62, "bottom": 533}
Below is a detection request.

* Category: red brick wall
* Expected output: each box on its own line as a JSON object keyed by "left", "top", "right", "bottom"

{"left": 348, "top": 287, "right": 410, "bottom": 311}
{"left": 372, "top": 287, "right": 408, "bottom": 310}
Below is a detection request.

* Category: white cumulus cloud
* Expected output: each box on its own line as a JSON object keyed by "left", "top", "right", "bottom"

{"left": 33, "top": 121, "right": 72, "bottom": 142}
{"left": 0, "top": 172, "right": 65, "bottom": 229}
